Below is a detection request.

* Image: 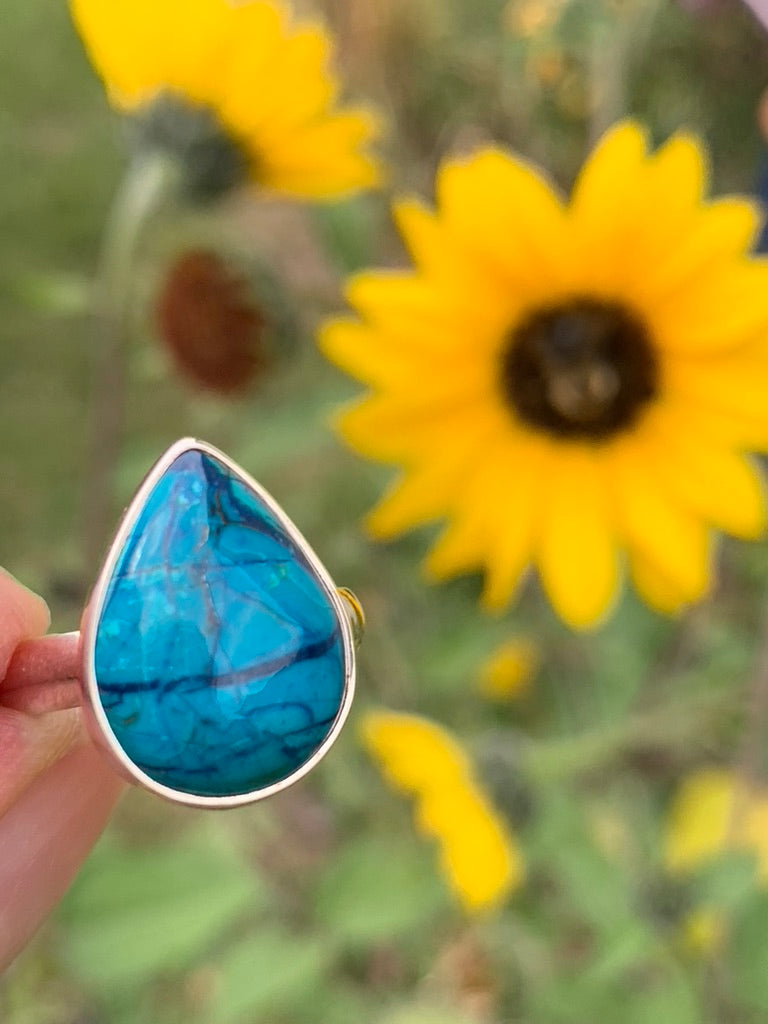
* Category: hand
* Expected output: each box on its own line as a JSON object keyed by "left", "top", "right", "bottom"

{"left": 0, "top": 569, "right": 124, "bottom": 969}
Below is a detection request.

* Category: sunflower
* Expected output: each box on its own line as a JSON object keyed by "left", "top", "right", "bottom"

{"left": 70, "top": 0, "right": 382, "bottom": 200}
{"left": 321, "top": 122, "right": 768, "bottom": 628}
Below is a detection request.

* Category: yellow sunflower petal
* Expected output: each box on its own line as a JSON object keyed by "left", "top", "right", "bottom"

{"left": 320, "top": 317, "right": 486, "bottom": 390}
{"left": 654, "top": 261, "right": 768, "bottom": 355}
{"left": 646, "top": 407, "right": 766, "bottom": 539}
{"left": 607, "top": 436, "right": 713, "bottom": 606}
{"left": 665, "top": 344, "right": 768, "bottom": 445}
{"left": 162, "top": 0, "right": 242, "bottom": 106}
{"left": 479, "top": 435, "right": 546, "bottom": 612}
{"left": 362, "top": 710, "right": 524, "bottom": 912}
{"left": 640, "top": 198, "right": 762, "bottom": 303}
{"left": 334, "top": 382, "right": 496, "bottom": 464}
{"left": 392, "top": 199, "right": 503, "bottom": 301}
{"left": 344, "top": 270, "right": 496, "bottom": 341}
{"left": 436, "top": 147, "right": 566, "bottom": 291}
{"left": 70, "top": 0, "right": 194, "bottom": 104}
{"left": 432, "top": 789, "right": 525, "bottom": 911}
{"left": 569, "top": 125, "right": 707, "bottom": 295}
{"left": 536, "top": 445, "right": 619, "bottom": 629}
{"left": 628, "top": 550, "right": 692, "bottom": 617}
{"left": 360, "top": 710, "right": 469, "bottom": 793}
{"left": 220, "top": 20, "right": 334, "bottom": 133}
{"left": 644, "top": 130, "right": 707, "bottom": 207}
{"left": 570, "top": 120, "right": 648, "bottom": 228}
{"left": 423, "top": 516, "right": 487, "bottom": 579}
{"left": 366, "top": 418, "right": 494, "bottom": 537}
{"left": 257, "top": 108, "right": 383, "bottom": 197}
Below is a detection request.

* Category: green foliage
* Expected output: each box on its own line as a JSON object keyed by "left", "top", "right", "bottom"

{"left": 206, "top": 928, "right": 333, "bottom": 1023}
{"left": 314, "top": 834, "right": 447, "bottom": 947}
{"left": 58, "top": 832, "right": 265, "bottom": 990}
{"left": 726, "top": 893, "right": 768, "bottom": 1012}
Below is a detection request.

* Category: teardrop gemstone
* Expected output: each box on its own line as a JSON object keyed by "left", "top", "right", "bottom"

{"left": 87, "top": 444, "right": 350, "bottom": 801}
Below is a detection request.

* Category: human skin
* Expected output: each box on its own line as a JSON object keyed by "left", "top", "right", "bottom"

{"left": 0, "top": 569, "right": 124, "bottom": 970}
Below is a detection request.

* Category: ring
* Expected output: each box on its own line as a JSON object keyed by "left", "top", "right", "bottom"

{"left": 3, "top": 438, "right": 363, "bottom": 809}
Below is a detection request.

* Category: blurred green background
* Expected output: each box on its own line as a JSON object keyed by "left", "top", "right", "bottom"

{"left": 4, "top": 1, "right": 768, "bottom": 1021}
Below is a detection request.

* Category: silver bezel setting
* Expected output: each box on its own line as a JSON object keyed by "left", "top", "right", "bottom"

{"left": 80, "top": 437, "right": 358, "bottom": 809}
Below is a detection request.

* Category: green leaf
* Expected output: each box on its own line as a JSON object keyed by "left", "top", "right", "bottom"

{"left": 624, "top": 975, "right": 700, "bottom": 1024}
{"left": 207, "top": 927, "right": 333, "bottom": 1024}
{"left": 313, "top": 834, "right": 446, "bottom": 947}
{"left": 691, "top": 851, "right": 758, "bottom": 912}
{"left": 58, "top": 833, "right": 265, "bottom": 990}
{"left": 727, "top": 893, "right": 768, "bottom": 1011}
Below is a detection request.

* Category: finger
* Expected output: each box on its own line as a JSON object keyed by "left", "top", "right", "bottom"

{"left": 3, "top": 633, "right": 81, "bottom": 714}
{"left": 0, "top": 570, "right": 80, "bottom": 811}
{"left": 0, "top": 568, "right": 50, "bottom": 673}
{"left": 0, "top": 738, "right": 125, "bottom": 970}
{"left": 0, "top": 708, "right": 84, "bottom": 817}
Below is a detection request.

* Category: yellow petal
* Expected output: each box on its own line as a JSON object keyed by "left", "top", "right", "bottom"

{"left": 70, "top": 0, "right": 192, "bottom": 104}
{"left": 640, "top": 198, "right": 761, "bottom": 304}
{"left": 536, "top": 445, "right": 619, "bottom": 629}
{"left": 570, "top": 120, "right": 649, "bottom": 229}
{"left": 360, "top": 711, "right": 469, "bottom": 794}
{"left": 220, "top": 21, "right": 334, "bottom": 133}
{"left": 259, "top": 108, "right": 381, "bottom": 181}
{"left": 607, "top": 435, "right": 713, "bottom": 605}
{"left": 366, "top": 421, "right": 491, "bottom": 537}
{"left": 344, "top": 271, "right": 496, "bottom": 341}
{"left": 432, "top": 790, "right": 525, "bottom": 911}
{"left": 627, "top": 550, "right": 692, "bottom": 616}
{"left": 334, "top": 385, "right": 496, "bottom": 464}
{"left": 423, "top": 516, "right": 487, "bottom": 579}
{"left": 392, "top": 199, "right": 502, "bottom": 304}
{"left": 436, "top": 147, "right": 566, "bottom": 291}
{"left": 363, "top": 710, "right": 524, "bottom": 913}
{"left": 477, "top": 638, "right": 539, "bottom": 700}
{"left": 569, "top": 126, "right": 707, "bottom": 296}
{"left": 319, "top": 318, "right": 484, "bottom": 390}
{"left": 664, "top": 344, "right": 768, "bottom": 446}
{"left": 657, "top": 429, "right": 766, "bottom": 539}
{"left": 479, "top": 435, "right": 545, "bottom": 612}
{"left": 654, "top": 261, "right": 768, "bottom": 355}
{"left": 665, "top": 770, "right": 745, "bottom": 872}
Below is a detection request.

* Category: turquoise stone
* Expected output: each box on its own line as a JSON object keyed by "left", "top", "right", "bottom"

{"left": 92, "top": 449, "right": 346, "bottom": 798}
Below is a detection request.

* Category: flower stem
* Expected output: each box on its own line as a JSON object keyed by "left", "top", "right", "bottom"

{"left": 83, "top": 153, "right": 174, "bottom": 575}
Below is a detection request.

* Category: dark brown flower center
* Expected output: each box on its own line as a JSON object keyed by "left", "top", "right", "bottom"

{"left": 500, "top": 297, "right": 658, "bottom": 440}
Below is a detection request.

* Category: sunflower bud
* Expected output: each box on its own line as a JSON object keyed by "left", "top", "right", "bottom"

{"left": 155, "top": 249, "right": 267, "bottom": 396}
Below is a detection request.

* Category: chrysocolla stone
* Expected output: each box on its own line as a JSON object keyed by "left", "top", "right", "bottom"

{"left": 93, "top": 449, "right": 346, "bottom": 798}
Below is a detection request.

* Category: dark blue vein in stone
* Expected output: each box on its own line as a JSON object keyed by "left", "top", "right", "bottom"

{"left": 93, "top": 450, "right": 346, "bottom": 797}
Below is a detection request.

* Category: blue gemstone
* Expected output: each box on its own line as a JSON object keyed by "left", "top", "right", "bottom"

{"left": 92, "top": 448, "right": 347, "bottom": 798}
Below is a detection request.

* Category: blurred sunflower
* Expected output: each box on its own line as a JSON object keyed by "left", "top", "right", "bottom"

{"left": 362, "top": 710, "right": 524, "bottom": 912}
{"left": 70, "top": 0, "right": 382, "bottom": 200}
{"left": 321, "top": 122, "right": 768, "bottom": 628}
